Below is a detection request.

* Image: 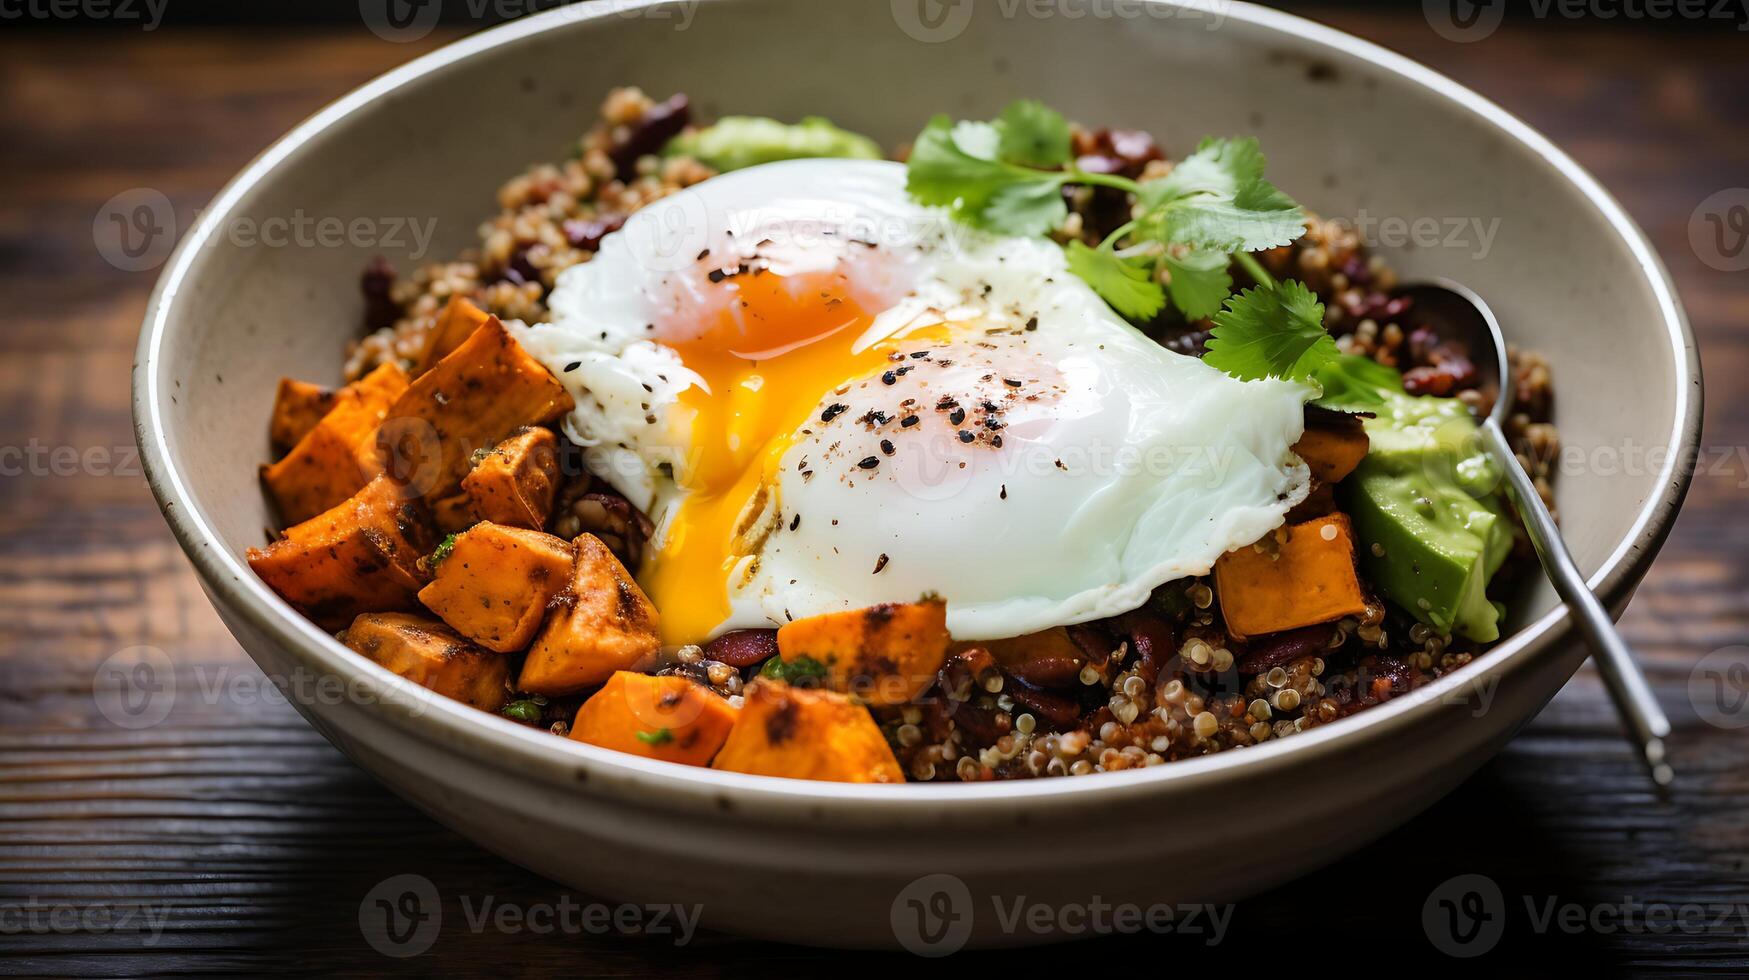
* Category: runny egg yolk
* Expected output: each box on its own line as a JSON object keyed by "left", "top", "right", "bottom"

{"left": 643, "top": 269, "right": 926, "bottom": 646}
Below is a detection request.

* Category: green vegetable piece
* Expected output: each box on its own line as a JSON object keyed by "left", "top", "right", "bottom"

{"left": 759, "top": 654, "right": 828, "bottom": 686}
{"left": 427, "top": 533, "right": 458, "bottom": 568}
{"left": 634, "top": 727, "right": 674, "bottom": 746}
{"left": 1341, "top": 393, "right": 1514, "bottom": 642}
{"left": 664, "top": 115, "right": 881, "bottom": 172}
{"left": 501, "top": 699, "right": 543, "bottom": 724}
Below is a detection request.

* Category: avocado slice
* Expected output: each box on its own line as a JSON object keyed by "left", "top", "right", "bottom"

{"left": 662, "top": 116, "right": 882, "bottom": 173}
{"left": 1340, "top": 393, "right": 1514, "bottom": 642}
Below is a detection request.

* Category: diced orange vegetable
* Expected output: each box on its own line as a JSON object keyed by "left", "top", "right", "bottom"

{"left": 460, "top": 427, "right": 562, "bottom": 531}
{"left": 342, "top": 612, "right": 509, "bottom": 712}
{"left": 966, "top": 627, "right": 1085, "bottom": 686}
{"left": 373, "top": 318, "right": 572, "bottom": 507}
{"left": 776, "top": 598, "right": 950, "bottom": 705}
{"left": 517, "top": 534, "right": 660, "bottom": 695}
{"left": 1214, "top": 513, "right": 1369, "bottom": 639}
{"left": 569, "top": 671, "right": 738, "bottom": 767}
{"left": 269, "top": 378, "right": 336, "bottom": 458}
{"left": 261, "top": 363, "right": 408, "bottom": 525}
{"left": 1293, "top": 411, "right": 1370, "bottom": 484}
{"left": 712, "top": 680, "right": 903, "bottom": 783}
{"left": 417, "top": 522, "right": 574, "bottom": 653}
{"left": 246, "top": 474, "right": 432, "bottom": 629}
{"left": 413, "top": 296, "right": 492, "bottom": 375}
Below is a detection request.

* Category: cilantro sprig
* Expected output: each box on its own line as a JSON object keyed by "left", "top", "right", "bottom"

{"left": 1203, "top": 280, "right": 1405, "bottom": 408}
{"left": 906, "top": 102, "right": 1304, "bottom": 322}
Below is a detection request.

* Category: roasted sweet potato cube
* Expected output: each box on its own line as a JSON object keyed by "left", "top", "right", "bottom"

{"left": 342, "top": 612, "right": 509, "bottom": 712}
{"left": 417, "top": 523, "right": 574, "bottom": 653}
{"left": 517, "top": 534, "right": 660, "bottom": 695}
{"left": 269, "top": 378, "right": 336, "bottom": 458}
{"left": 261, "top": 363, "right": 408, "bottom": 525}
{"left": 711, "top": 680, "right": 902, "bottom": 783}
{"left": 413, "top": 296, "right": 492, "bottom": 375}
{"left": 374, "top": 318, "right": 572, "bottom": 506}
{"left": 776, "top": 597, "right": 949, "bottom": 705}
{"left": 247, "top": 474, "right": 432, "bottom": 630}
{"left": 1293, "top": 409, "right": 1370, "bottom": 484}
{"left": 1214, "top": 513, "right": 1369, "bottom": 640}
{"left": 461, "top": 427, "right": 561, "bottom": 530}
{"left": 570, "top": 672, "right": 738, "bottom": 767}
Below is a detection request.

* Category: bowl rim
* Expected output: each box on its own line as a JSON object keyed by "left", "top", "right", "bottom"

{"left": 133, "top": 0, "right": 1702, "bottom": 820}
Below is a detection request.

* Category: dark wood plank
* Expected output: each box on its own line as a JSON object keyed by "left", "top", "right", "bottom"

{"left": 2, "top": 10, "right": 1747, "bottom": 975}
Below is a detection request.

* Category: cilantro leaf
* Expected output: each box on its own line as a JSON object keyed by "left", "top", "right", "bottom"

{"left": 995, "top": 100, "right": 1071, "bottom": 168}
{"left": 905, "top": 114, "right": 1068, "bottom": 235}
{"left": 634, "top": 728, "right": 674, "bottom": 746}
{"left": 1065, "top": 241, "right": 1165, "bottom": 321}
{"left": 1203, "top": 279, "right": 1338, "bottom": 382}
{"left": 984, "top": 179, "right": 1069, "bottom": 237}
{"left": 1162, "top": 248, "right": 1233, "bottom": 322}
{"left": 1313, "top": 353, "right": 1406, "bottom": 412}
{"left": 1138, "top": 137, "right": 1305, "bottom": 253}
{"left": 759, "top": 654, "right": 827, "bottom": 686}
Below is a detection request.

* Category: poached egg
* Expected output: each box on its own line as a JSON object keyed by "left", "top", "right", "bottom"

{"left": 513, "top": 159, "right": 1312, "bottom": 645}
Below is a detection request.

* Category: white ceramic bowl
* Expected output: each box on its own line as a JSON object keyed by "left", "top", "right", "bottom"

{"left": 133, "top": 0, "right": 1700, "bottom": 950}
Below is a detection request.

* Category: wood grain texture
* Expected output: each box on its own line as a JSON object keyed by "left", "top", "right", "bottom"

{"left": 3, "top": 10, "right": 1747, "bottom": 975}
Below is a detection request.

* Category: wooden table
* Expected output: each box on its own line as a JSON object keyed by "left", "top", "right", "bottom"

{"left": 3, "top": 10, "right": 1746, "bottom": 974}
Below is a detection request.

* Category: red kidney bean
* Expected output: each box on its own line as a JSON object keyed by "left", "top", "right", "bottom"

{"left": 1003, "top": 679, "right": 1081, "bottom": 730}
{"left": 610, "top": 94, "right": 690, "bottom": 182}
{"left": 1236, "top": 625, "right": 1337, "bottom": 676}
{"left": 1002, "top": 655, "right": 1083, "bottom": 690}
{"left": 703, "top": 629, "right": 777, "bottom": 668}
{"left": 563, "top": 213, "right": 626, "bottom": 251}
{"left": 360, "top": 255, "right": 400, "bottom": 331}
{"left": 1116, "top": 611, "right": 1176, "bottom": 687}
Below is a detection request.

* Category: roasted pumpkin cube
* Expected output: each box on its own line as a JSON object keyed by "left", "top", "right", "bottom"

{"left": 417, "top": 522, "right": 574, "bottom": 653}
{"left": 269, "top": 378, "right": 336, "bottom": 458}
{"left": 775, "top": 597, "right": 950, "bottom": 705}
{"left": 1214, "top": 513, "right": 1369, "bottom": 639}
{"left": 413, "top": 296, "right": 492, "bottom": 375}
{"left": 711, "top": 680, "right": 902, "bottom": 783}
{"left": 1293, "top": 410, "right": 1370, "bottom": 484}
{"left": 342, "top": 612, "right": 509, "bottom": 712}
{"left": 374, "top": 317, "right": 571, "bottom": 506}
{"left": 247, "top": 474, "right": 432, "bottom": 630}
{"left": 261, "top": 363, "right": 408, "bottom": 525}
{"left": 517, "top": 534, "right": 660, "bottom": 695}
{"left": 570, "top": 671, "right": 738, "bottom": 767}
{"left": 460, "top": 427, "right": 561, "bottom": 531}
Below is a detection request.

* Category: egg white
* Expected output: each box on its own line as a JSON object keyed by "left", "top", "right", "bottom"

{"left": 516, "top": 159, "right": 1314, "bottom": 641}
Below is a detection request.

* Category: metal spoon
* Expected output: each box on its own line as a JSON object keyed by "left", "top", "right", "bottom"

{"left": 1397, "top": 280, "right": 1673, "bottom": 788}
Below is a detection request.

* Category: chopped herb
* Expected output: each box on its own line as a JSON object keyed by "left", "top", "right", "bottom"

{"left": 760, "top": 655, "right": 827, "bottom": 685}
{"left": 500, "top": 699, "right": 543, "bottom": 724}
{"left": 634, "top": 728, "right": 674, "bottom": 746}
{"left": 427, "top": 533, "right": 458, "bottom": 568}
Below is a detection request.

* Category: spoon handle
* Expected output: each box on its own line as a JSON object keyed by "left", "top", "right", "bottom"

{"left": 1480, "top": 419, "right": 1673, "bottom": 787}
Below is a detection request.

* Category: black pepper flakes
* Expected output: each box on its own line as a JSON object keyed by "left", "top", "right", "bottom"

{"left": 562, "top": 360, "right": 581, "bottom": 373}
{"left": 879, "top": 439, "right": 895, "bottom": 456}
{"left": 900, "top": 415, "right": 920, "bottom": 428}
{"left": 1003, "top": 378, "right": 1023, "bottom": 388}
{"left": 873, "top": 553, "right": 889, "bottom": 574}
{"left": 880, "top": 370, "right": 898, "bottom": 386}
{"left": 821, "top": 403, "right": 848, "bottom": 423}
{"left": 948, "top": 407, "right": 966, "bottom": 425}
{"left": 958, "top": 430, "right": 974, "bottom": 443}
{"left": 858, "top": 456, "right": 880, "bottom": 469}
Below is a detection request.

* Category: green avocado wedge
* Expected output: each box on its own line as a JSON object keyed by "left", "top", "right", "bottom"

{"left": 1341, "top": 392, "right": 1515, "bottom": 642}
{"left": 663, "top": 116, "right": 882, "bottom": 172}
